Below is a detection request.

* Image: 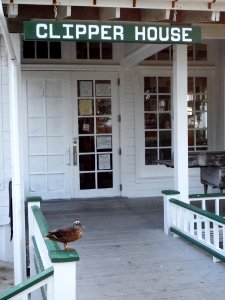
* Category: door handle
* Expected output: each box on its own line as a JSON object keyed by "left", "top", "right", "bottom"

{"left": 65, "top": 147, "right": 71, "bottom": 165}
{"left": 73, "top": 145, "right": 77, "bottom": 166}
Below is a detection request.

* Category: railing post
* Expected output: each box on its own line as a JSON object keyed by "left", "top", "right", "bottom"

{"left": 26, "top": 196, "right": 42, "bottom": 300}
{"left": 53, "top": 261, "right": 77, "bottom": 300}
{"left": 162, "top": 190, "right": 180, "bottom": 235}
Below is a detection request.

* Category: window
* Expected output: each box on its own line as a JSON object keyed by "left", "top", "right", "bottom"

{"left": 144, "top": 77, "right": 172, "bottom": 165}
{"left": 188, "top": 77, "right": 208, "bottom": 151}
{"left": 143, "top": 76, "right": 208, "bottom": 166}
{"left": 76, "top": 42, "right": 112, "bottom": 60}
{"left": 145, "top": 44, "right": 207, "bottom": 61}
{"left": 23, "top": 41, "right": 61, "bottom": 59}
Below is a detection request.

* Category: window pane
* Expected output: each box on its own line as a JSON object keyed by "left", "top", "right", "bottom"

{"left": 96, "top": 117, "right": 112, "bottom": 133}
{"left": 96, "top": 99, "right": 111, "bottom": 115}
{"left": 195, "top": 44, "right": 207, "bottom": 61}
{"left": 23, "top": 41, "right": 35, "bottom": 58}
{"left": 102, "top": 43, "right": 112, "bottom": 59}
{"left": 159, "top": 114, "right": 171, "bottom": 129}
{"left": 79, "top": 154, "right": 95, "bottom": 171}
{"left": 97, "top": 172, "right": 113, "bottom": 188}
{"left": 158, "top": 95, "right": 170, "bottom": 111}
{"left": 36, "top": 41, "right": 48, "bottom": 59}
{"left": 145, "top": 131, "right": 157, "bottom": 147}
{"left": 89, "top": 42, "right": 100, "bottom": 59}
{"left": 159, "top": 148, "right": 171, "bottom": 160}
{"left": 78, "top": 117, "right": 94, "bottom": 134}
{"left": 188, "top": 130, "right": 194, "bottom": 146}
{"left": 145, "top": 149, "right": 157, "bottom": 165}
{"left": 187, "top": 45, "right": 194, "bottom": 61}
{"left": 196, "top": 130, "right": 207, "bottom": 145}
{"left": 78, "top": 99, "right": 93, "bottom": 116}
{"left": 80, "top": 173, "right": 95, "bottom": 189}
{"left": 144, "top": 77, "right": 156, "bottom": 93}
{"left": 195, "top": 112, "right": 207, "bottom": 129}
{"left": 76, "top": 42, "right": 88, "bottom": 59}
{"left": 144, "top": 95, "right": 157, "bottom": 111}
{"left": 79, "top": 136, "right": 95, "bottom": 153}
{"left": 145, "top": 113, "right": 157, "bottom": 129}
{"left": 49, "top": 42, "right": 61, "bottom": 59}
{"left": 195, "top": 94, "right": 207, "bottom": 111}
{"left": 158, "top": 77, "right": 170, "bottom": 93}
{"left": 159, "top": 131, "right": 171, "bottom": 146}
{"left": 195, "top": 77, "right": 207, "bottom": 93}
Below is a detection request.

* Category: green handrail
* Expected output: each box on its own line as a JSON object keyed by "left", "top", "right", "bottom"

{"left": 0, "top": 267, "right": 54, "bottom": 300}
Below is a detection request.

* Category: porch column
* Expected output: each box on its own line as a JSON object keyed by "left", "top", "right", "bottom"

{"left": 9, "top": 34, "right": 26, "bottom": 284}
{"left": 173, "top": 44, "right": 189, "bottom": 203}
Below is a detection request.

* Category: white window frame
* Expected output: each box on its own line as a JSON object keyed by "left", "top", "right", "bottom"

{"left": 135, "top": 67, "right": 215, "bottom": 180}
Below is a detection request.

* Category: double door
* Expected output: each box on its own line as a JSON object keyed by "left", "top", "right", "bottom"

{"left": 23, "top": 71, "right": 120, "bottom": 199}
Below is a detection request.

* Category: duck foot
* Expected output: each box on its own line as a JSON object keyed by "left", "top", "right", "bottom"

{"left": 64, "top": 243, "right": 75, "bottom": 252}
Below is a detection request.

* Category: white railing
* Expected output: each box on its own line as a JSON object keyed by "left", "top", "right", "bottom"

{"left": 163, "top": 190, "right": 225, "bottom": 262}
{"left": 0, "top": 196, "right": 79, "bottom": 300}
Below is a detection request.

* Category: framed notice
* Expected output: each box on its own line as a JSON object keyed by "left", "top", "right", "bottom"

{"left": 96, "top": 135, "right": 112, "bottom": 150}
{"left": 98, "top": 154, "right": 111, "bottom": 170}
{"left": 78, "top": 80, "right": 93, "bottom": 97}
{"left": 96, "top": 81, "right": 111, "bottom": 97}
{"left": 79, "top": 99, "right": 93, "bottom": 116}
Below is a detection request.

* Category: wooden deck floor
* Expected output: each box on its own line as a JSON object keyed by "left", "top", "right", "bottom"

{"left": 42, "top": 197, "right": 225, "bottom": 300}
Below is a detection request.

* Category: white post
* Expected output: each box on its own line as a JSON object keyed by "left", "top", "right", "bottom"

{"left": 162, "top": 190, "right": 180, "bottom": 235}
{"left": 173, "top": 44, "right": 189, "bottom": 203}
{"left": 9, "top": 34, "right": 26, "bottom": 284}
{"left": 53, "top": 262, "right": 77, "bottom": 300}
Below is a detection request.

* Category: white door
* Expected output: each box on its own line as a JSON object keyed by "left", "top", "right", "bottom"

{"left": 72, "top": 72, "right": 120, "bottom": 197}
{"left": 22, "top": 71, "right": 72, "bottom": 199}
{"left": 22, "top": 71, "right": 120, "bottom": 199}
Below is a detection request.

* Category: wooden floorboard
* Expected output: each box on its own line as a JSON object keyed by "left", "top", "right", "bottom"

{"left": 42, "top": 197, "right": 225, "bottom": 300}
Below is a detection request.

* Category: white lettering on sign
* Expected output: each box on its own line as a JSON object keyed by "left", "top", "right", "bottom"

{"left": 113, "top": 25, "right": 124, "bottom": 40}
{"left": 171, "top": 27, "right": 180, "bottom": 42}
{"left": 147, "top": 27, "right": 157, "bottom": 41}
{"left": 49, "top": 24, "right": 60, "bottom": 39}
{"left": 135, "top": 26, "right": 145, "bottom": 40}
{"left": 88, "top": 25, "right": 100, "bottom": 39}
{"left": 182, "top": 28, "right": 192, "bottom": 42}
{"left": 36, "top": 23, "right": 48, "bottom": 38}
{"left": 76, "top": 24, "right": 87, "bottom": 39}
{"left": 62, "top": 24, "right": 73, "bottom": 39}
{"left": 101, "top": 25, "right": 111, "bottom": 40}
{"left": 30, "top": 22, "right": 198, "bottom": 43}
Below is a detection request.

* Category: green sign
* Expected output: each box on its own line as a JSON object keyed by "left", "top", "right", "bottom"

{"left": 24, "top": 21, "right": 201, "bottom": 44}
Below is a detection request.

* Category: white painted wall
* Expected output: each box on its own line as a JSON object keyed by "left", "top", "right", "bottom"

{"left": 0, "top": 35, "right": 13, "bottom": 261}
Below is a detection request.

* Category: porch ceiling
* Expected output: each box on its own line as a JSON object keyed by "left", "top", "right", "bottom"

{"left": 3, "top": 1, "right": 225, "bottom": 33}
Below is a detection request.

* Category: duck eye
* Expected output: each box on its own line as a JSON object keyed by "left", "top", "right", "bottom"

{"left": 75, "top": 221, "right": 80, "bottom": 224}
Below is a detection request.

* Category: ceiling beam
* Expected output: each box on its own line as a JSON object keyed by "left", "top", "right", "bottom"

{"left": 120, "top": 44, "right": 170, "bottom": 69}
{"left": 179, "top": 10, "right": 220, "bottom": 22}
{"left": 55, "top": 5, "right": 71, "bottom": 19}
{"left": 2, "top": 0, "right": 225, "bottom": 12}
{"left": 7, "top": 4, "right": 18, "bottom": 18}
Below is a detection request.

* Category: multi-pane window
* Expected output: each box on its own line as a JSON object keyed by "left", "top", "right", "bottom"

{"left": 144, "top": 77, "right": 172, "bottom": 165}
{"left": 76, "top": 42, "right": 113, "bottom": 60}
{"left": 23, "top": 41, "right": 61, "bottom": 59}
{"left": 188, "top": 77, "right": 208, "bottom": 151}
{"left": 144, "top": 76, "right": 208, "bottom": 165}
{"left": 145, "top": 44, "right": 207, "bottom": 61}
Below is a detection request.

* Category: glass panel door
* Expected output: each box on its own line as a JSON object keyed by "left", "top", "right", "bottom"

{"left": 73, "top": 73, "right": 119, "bottom": 197}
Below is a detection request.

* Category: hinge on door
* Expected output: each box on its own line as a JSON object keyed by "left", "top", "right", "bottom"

{"left": 118, "top": 115, "right": 121, "bottom": 122}
{"left": 120, "top": 184, "right": 122, "bottom": 191}
{"left": 117, "top": 78, "right": 120, "bottom": 86}
{"left": 119, "top": 148, "right": 122, "bottom": 155}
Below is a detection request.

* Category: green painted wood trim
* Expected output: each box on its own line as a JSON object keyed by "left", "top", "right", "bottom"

{"left": 161, "top": 190, "right": 180, "bottom": 196}
{"left": 26, "top": 196, "right": 42, "bottom": 203}
{"left": 33, "top": 258, "right": 47, "bottom": 300}
{"left": 31, "top": 205, "right": 80, "bottom": 262}
{"left": 0, "top": 267, "right": 54, "bottom": 300}
{"left": 170, "top": 227, "right": 225, "bottom": 262}
{"left": 189, "top": 193, "right": 225, "bottom": 199}
{"left": 32, "top": 236, "right": 45, "bottom": 272}
{"left": 169, "top": 198, "right": 225, "bottom": 224}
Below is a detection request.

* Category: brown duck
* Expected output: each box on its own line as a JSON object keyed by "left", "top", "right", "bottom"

{"left": 45, "top": 220, "right": 84, "bottom": 252}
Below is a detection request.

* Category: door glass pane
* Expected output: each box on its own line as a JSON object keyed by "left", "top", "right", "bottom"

{"left": 80, "top": 173, "right": 95, "bottom": 189}
{"left": 96, "top": 99, "right": 111, "bottom": 115}
{"left": 145, "top": 149, "right": 157, "bottom": 165}
{"left": 144, "top": 95, "right": 157, "bottom": 111}
{"left": 96, "top": 117, "right": 112, "bottom": 133}
{"left": 145, "top": 113, "right": 157, "bottom": 129}
{"left": 97, "top": 172, "right": 113, "bottom": 188}
{"left": 79, "top": 136, "right": 95, "bottom": 153}
{"left": 79, "top": 154, "right": 95, "bottom": 171}
{"left": 78, "top": 117, "right": 94, "bottom": 134}
{"left": 145, "top": 131, "right": 157, "bottom": 147}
